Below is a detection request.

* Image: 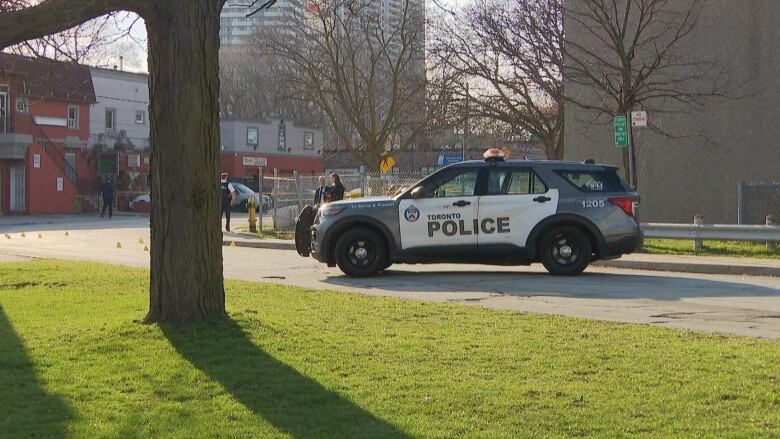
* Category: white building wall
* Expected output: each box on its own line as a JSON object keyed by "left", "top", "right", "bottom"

{"left": 220, "top": 117, "right": 322, "bottom": 156}
{"left": 88, "top": 67, "right": 150, "bottom": 149}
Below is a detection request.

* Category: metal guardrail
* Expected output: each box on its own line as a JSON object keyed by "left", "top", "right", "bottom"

{"left": 641, "top": 223, "right": 780, "bottom": 242}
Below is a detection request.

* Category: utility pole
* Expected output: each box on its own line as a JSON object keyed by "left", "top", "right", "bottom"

{"left": 626, "top": 110, "right": 641, "bottom": 190}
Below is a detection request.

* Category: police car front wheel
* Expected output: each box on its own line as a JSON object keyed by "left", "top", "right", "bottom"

{"left": 540, "top": 226, "right": 592, "bottom": 276}
{"left": 334, "top": 228, "right": 388, "bottom": 277}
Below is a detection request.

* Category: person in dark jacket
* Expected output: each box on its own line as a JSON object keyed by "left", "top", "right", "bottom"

{"left": 100, "top": 177, "right": 114, "bottom": 219}
{"left": 220, "top": 173, "right": 236, "bottom": 232}
{"left": 327, "top": 173, "right": 345, "bottom": 202}
{"left": 313, "top": 175, "right": 329, "bottom": 205}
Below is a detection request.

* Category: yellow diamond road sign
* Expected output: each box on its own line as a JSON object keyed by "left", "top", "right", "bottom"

{"left": 380, "top": 155, "right": 396, "bottom": 173}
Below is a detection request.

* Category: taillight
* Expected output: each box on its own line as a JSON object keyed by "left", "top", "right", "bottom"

{"left": 609, "top": 196, "right": 638, "bottom": 216}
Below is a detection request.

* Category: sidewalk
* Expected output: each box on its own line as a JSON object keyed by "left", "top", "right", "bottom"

{"left": 595, "top": 253, "right": 780, "bottom": 277}
{"left": 0, "top": 212, "right": 147, "bottom": 228}
{"left": 222, "top": 232, "right": 295, "bottom": 250}
{"left": 221, "top": 233, "right": 780, "bottom": 277}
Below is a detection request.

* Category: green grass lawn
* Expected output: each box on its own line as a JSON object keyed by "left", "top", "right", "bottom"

{"left": 1, "top": 260, "right": 779, "bottom": 438}
{"left": 643, "top": 238, "right": 780, "bottom": 259}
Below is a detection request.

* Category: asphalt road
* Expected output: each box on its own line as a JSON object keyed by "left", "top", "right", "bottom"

{"left": 1, "top": 214, "right": 779, "bottom": 338}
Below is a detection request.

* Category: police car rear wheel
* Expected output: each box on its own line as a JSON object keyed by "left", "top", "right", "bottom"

{"left": 540, "top": 226, "right": 591, "bottom": 276}
{"left": 334, "top": 228, "right": 387, "bottom": 277}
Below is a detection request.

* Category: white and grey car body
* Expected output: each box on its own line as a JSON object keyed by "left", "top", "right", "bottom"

{"left": 305, "top": 158, "right": 641, "bottom": 274}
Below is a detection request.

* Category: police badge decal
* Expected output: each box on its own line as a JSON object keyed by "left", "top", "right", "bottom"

{"left": 404, "top": 205, "right": 420, "bottom": 222}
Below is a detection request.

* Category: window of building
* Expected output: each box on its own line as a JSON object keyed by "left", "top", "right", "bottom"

{"left": 0, "top": 85, "right": 8, "bottom": 134}
{"left": 15, "top": 97, "right": 29, "bottom": 113}
{"left": 303, "top": 131, "right": 314, "bottom": 149}
{"left": 247, "top": 126, "right": 259, "bottom": 147}
{"left": 105, "top": 108, "right": 116, "bottom": 133}
{"left": 135, "top": 110, "right": 146, "bottom": 124}
{"left": 67, "top": 106, "right": 79, "bottom": 129}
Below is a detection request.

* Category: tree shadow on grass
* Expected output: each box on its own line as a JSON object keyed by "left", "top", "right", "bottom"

{"left": 0, "top": 305, "right": 74, "bottom": 436}
{"left": 161, "top": 318, "right": 412, "bottom": 439}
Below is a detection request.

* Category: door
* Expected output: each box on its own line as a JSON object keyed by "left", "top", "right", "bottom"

{"left": 477, "top": 167, "right": 558, "bottom": 259}
{"left": 9, "top": 166, "right": 25, "bottom": 211}
{"left": 399, "top": 167, "right": 480, "bottom": 260}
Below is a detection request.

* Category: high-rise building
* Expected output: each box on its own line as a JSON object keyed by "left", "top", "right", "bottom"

{"left": 220, "top": 0, "right": 424, "bottom": 47}
{"left": 379, "top": 0, "right": 406, "bottom": 33}
{"left": 219, "top": 0, "right": 305, "bottom": 46}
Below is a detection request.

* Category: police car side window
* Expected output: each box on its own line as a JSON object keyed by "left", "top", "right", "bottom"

{"left": 555, "top": 170, "right": 627, "bottom": 193}
{"left": 429, "top": 170, "right": 478, "bottom": 198}
{"left": 487, "top": 169, "right": 547, "bottom": 195}
{"left": 531, "top": 173, "right": 548, "bottom": 194}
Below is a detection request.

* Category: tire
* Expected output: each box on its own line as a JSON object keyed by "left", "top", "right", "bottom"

{"left": 334, "top": 228, "right": 387, "bottom": 277}
{"left": 540, "top": 226, "right": 592, "bottom": 276}
{"left": 295, "top": 205, "right": 315, "bottom": 257}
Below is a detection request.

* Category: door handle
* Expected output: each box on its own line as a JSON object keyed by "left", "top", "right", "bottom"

{"left": 533, "top": 196, "right": 552, "bottom": 203}
{"left": 452, "top": 200, "right": 471, "bottom": 207}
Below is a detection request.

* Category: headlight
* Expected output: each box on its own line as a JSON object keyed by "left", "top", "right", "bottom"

{"left": 320, "top": 205, "right": 345, "bottom": 217}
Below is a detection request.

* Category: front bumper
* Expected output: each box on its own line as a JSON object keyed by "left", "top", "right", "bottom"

{"left": 310, "top": 226, "right": 328, "bottom": 263}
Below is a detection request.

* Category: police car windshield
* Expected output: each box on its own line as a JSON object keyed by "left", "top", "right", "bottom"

{"left": 392, "top": 186, "right": 409, "bottom": 197}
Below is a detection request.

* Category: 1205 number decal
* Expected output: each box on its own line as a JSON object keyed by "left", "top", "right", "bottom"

{"left": 581, "top": 200, "right": 605, "bottom": 208}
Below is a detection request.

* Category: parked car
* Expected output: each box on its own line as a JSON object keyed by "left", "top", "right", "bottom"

{"left": 129, "top": 193, "right": 151, "bottom": 213}
{"left": 232, "top": 183, "right": 273, "bottom": 212}
{"left": 232, "top": 183, "right": 260, "bottom": 212}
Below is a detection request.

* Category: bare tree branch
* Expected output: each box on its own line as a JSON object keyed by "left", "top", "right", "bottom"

{"left": 0, "top": 0, "right": 147, "bottom": 49}
{"left": 429, "top": 0, "right": 565, "bottom": 159}
{"left": 563, "top": 0, "right": 734, "bottom": 179}
{"left": 259, "top": 0, "right": 436, "bottom": 171}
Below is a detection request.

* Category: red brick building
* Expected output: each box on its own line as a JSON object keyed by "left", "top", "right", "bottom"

{"left": 0, "top": 53, "right": 96, "bottom": 214}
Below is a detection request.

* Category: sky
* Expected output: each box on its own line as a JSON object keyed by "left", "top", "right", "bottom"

{"left": 111, "top": 0, "right": 472, "bottom": 73}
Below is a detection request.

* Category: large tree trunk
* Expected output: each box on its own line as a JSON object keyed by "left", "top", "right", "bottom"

{"left": 143, "top": 0, "right": 226, "bottom": 323}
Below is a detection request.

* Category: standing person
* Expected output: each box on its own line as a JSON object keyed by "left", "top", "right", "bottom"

{"left": 100, "top": 177, "right": 114, "bottom": 219}
{"left": 220, "top": 173, "right": 236, "bottom": 232}
{"left": 313, "top": 175, "right": 329, "bottom": 205}
{"left": 328, "top": 173, "right": 345, "bottom": 202}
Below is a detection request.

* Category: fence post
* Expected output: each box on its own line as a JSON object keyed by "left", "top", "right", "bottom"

{"left": 737, "top": 180, "right": 745, "bottom": 225}
{"left": 257, "top": 166, "right": 263, "bottom": 235}
{"left": 693, "top": 215, "right": 704, "bottom": 250}
{"left": 359, "top": 165, "right": 367, "bottom": 197}
{"left": 272, "top": 168, "right": 278, "bottom": 232}
{"left": 768, "top": 215, "right": 777, "bottom": 251}
{"left": 293, "top": 170, "right": 302, "bottom": 212}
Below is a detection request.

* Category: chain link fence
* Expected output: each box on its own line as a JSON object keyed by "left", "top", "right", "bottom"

{"left": 262, "top": 169, "right": 431, "bottom": 231}
{"left": 738, "top": 181, "right": 780, "bottom": 225}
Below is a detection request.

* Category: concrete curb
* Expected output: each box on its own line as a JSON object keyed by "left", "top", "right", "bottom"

{"left": 220, "top": 238, "right": 780, "bottom": 277}
{"left": 594, "top": 259, "right": 780, "bottom": 277}
{"left": 222, "top": 239, "right": 296, "bottom": 250}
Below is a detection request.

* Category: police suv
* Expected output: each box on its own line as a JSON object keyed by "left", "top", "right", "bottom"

{"left": 295, "top": 149, "right": 641, "bottom": 277}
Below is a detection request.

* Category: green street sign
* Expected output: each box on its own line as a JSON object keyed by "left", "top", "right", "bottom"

{"left": 614, "top": 116, "right": 628, "bottom": 148}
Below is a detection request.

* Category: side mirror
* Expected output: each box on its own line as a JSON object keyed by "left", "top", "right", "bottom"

{"left": 411, "top": 186, "right": 426, "bottom": 199}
